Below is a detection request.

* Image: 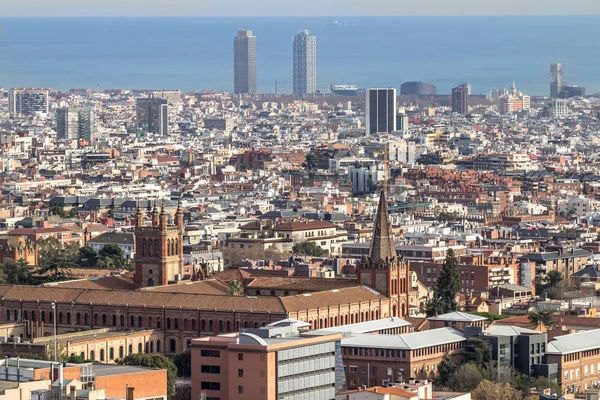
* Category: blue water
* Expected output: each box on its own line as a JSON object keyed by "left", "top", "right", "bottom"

{"left": 0, "top": 17, "right": 599, "bottom": 95}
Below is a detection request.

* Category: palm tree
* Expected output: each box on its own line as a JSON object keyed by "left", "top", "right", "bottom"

{"left": 528, "top": 311, "right": 555, "bottom": 328}
{"left": 226, "top": 280, "right": 244, "bottom": 296}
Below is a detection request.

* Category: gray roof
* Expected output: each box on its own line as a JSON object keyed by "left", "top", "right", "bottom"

{"left": 485, "top": 325, "right": 543, "bottom": 337}
{"left": 311, "top": 317, "right": 411, "bottom": 335}
{"left": 93, "top": 364, "right": 158, "bottom": 376}
{"left": 87, "top": 232, "right": 134, "bottom": 246}
{"left": 571, "top": 265, "right": 600, "bottom": 279}
{"left": 341, "top": 328, "right": 465, "bottom": 350}
{"left": 427, "top": 311, "right": 487, "bottom": 322}
{"left": 518, "top": 250, "right": 591, "bottom": 262}
{"left": 546, "top": 328, "right": 600, "bottom": 355}
{"left": 258, "top": 209, "right": 302, "bottom": 220}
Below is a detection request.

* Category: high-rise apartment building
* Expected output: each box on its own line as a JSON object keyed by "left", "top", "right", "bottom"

{"left": 365, "top": 88, "right": 396, "bottom": 135}
{"left": 56, "top": 107, "right": 94, "bottom": 141}
{"left": 451, "top": 84, "right": 469, "bottom": 115}
{"left": 136, "top": 96, "right": 168, "bottom": 136}
{"left": 293, "top": 30, "right": 317, "bottom": 96}
{"left": 233, "top": 30, "right": 257, "bottom": 94}
{"left": 191, "top": 320, "right": 342, "bottom": 400}
{"left": 8, "top": 88, "right": 50, "bottom": 115}
{"left": 550, "top": 63, "right": 564, "bottom": 98}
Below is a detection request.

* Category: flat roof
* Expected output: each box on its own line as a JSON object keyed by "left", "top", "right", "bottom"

{"left": 310, "top": 317, "right": 411, "bottom": 335}
{"left": 427, "top": 311, "right": 487, "bottom": 322}
{"left": 93, "top": 364, "right": 159, "bottom": 377}
{"left": 485, "top": 325, "right": 543, "bottom": 337}
{"left": 341, "top": 327, "right": 465, "bottom": 350}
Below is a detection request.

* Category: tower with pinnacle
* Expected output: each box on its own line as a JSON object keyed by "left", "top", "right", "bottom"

{"left": 134, "top": 201, "right": 184, "bottom": 288}
{"left": 357, "top": 189, "right": 410, "bottom": 317}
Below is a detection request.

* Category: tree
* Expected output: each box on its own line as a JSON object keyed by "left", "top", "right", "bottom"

{"left": 36, "top": 237, "right": 78, "bottom": 281}
{"left": 1, "top": 258, "right": 33, "bottom": 284}
{"left": 173, "top": 349, "right": 191, "bottom": 377}
{"left": 226, "top": 280, "right": 244, "bottom": 296}
{"left": 49, "top": 205, "right": 76, "bottom": 219}
{"left": 291, "top": 241, "right": 328, "bottom": 257}
{"left": 513, "top": 374, "right": 562, "bottom": 397}
{"left": 528, "top": 311, "right": 555, "bottom": 328}
{"left": 98, "top": 244, "right": 125, "bottom": 268}
{"left": 464, "top": 337, "right": 492, "bottom": 367}
{"left": 435, "top": 355, "right": 457, "bottom": 387}
{"left": 546, "top": 270, "right": 563, "bottom": 288}
{"left": 64, "top": 354, "right": 90, "bottom": 364}
{"left": 77, "top": 246, "right": 98, "bottom": 268}
{"left": 426, "top": 248, "right": 459, "bottom": 316}
{"left": 119, "top": 354, "right": 177, "bottom": 397}
{"left": 471, "top": 380, "right": 522, "bottom": 400}
{"left": 448, "top": 363, "right": 484, "bottom": 392}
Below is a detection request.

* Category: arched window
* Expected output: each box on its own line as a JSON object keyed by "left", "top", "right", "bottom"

{"left": 208, "top": 320, "right": 213, "bottom": 331}
{"left": 191, "top": 319, "right": 196, "bottom": 330}
{"left": 201, "top": 319, "right": 206, "bottom": 331}
{"left": 90, "top": 350, "right": 95, "bottom": 361}
{"left": 167, "top": 318, "right": 171, "bottom": 329}
{"left": 148, "top": 316, "right": 153, "bottom": 328}
{"left": 150, "top": 342, "right": 154, "bottom": 353}
{"left": 66, "top": 312, "right": 71, "bottom": 324}
{"left": 94, "top": 314, "right": 98, "bottom": 325}
{"left": 76, "top": 313, "right": 81, "bottom": 325}
{"left": 84, "top": 313, "right": 88, "bottom": 324}
{"left": 154, "top": 240, "right": 159, "bottom": 256}
{"left": 138, "top": 343, "right": 142, "bottom": 353}
{"left": 58, "top": 312, "right": 63, "bottom": 324}
{"left": 101, "top": 314, "right": 106, "bottom": 326}
{"left": 244, "top": 321, "right": 248, "bottom": 329}
{"left": 100, "top": 349, "right": 105, "bottom": 361}
{"left": 120, "top": 315, "right": 125, "bottom": 327}
{"left": 14, "top": 310, "right": 18, "bottom": 321}
{"left": 147, "top": 240, "right": 153, "bottom": 257}
{"left": 5, "top": 309, "right": 9, "bottom": 321}
{"left": 109, "top": 348, "right": 114, "bottom": 360}
{"left": 183, "top": 319, "right": 188, "bottom": 330}
{"left": 157, "top": 340, "right": 161, "bottom": 352}
{"left": 31, "top": 311, "right": 35, "bottom": 321}
{"left": 138, "top": 316, "right": 143, "bottom": 328}
{"left": 147, "top": 278, "right": 154, "bottom": 287}
{"left": 141, "top": 239, "right": 146, "bottom": 256}
{"left": 170, "top": 339, "right": 176, "bottom": 352}
{"left": 156, "top": 317, "right": 161, "bottom": 329}
{"left": 166, "top": 240, "right": 171, "bottom": 256}
{"left": 41, "top": 311, "right": 46, "bottom": 322}
{"left": 128, "top": 344, "right": 132, "bottom": 354}
{"left": 254, "top": 322, "right": 259, "bottom": 328}
{"left": 218, "top": 320, "right": 223, "bottom": 332}
{"left": 130, "top": 315, "right": 135, "bottom": 328}
{"left": 112, "top": 315, "right": 117, "bottom": 326}
{"left": 226, "top": 320, "right": 231, "bottom": 332}
{"left": 119, "top": 346, "right": 124, "bottom": 358}
{"left": 175, "top": 239, "right": 179, "bottom": 255}
{"left": 174, "top": 318, "right": 179, "bottom": 330}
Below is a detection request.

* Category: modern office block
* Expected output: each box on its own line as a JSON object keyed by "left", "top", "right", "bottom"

{"left": 400, "top": 81, "right": 436, "bottom": 96}
{"left": 8, "top": 88, "right": 50, "bottom": 115}
{"left": 56, "top": 107, "right": 94, "bottom": 141}
{"left": 293, "top": 30, "right": 317, "bottom": 96}
{"left": 136, "top": 97, "right": 168, "bottom": 135}
{"left": 550, "top": 63, "right": 564, "bottom": 98}
{"left": 451, "top": 84, "right": 469, "bottom": 115}
{"left": 234, "top": 30, "right": 257, "bottom": 94}
{"left": 365, "top": 88, "right": 396, "bottom": 135}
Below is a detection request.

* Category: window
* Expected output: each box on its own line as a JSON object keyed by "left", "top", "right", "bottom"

{"left": 41, "top": 311, "right": 46, "bottom": 322}
{"left": 109, "top": 348, "right": 114, "bottom": 360}
{"left": 138, "top": 316, "right": 143, "bottom": 328}
{"left": 238, "top": 353, "right": 243, "bottom": 361}
{"left": 129, "top": 344, "right": 133, "bottom": 354}
{"left": 201, "top": 365, "right": 221, "bottom": 374}
{"left": 76, "top": 313, "right": 81, "bottom": 325}
{"left": 119, "top": 346, "right": 124, "bottom": 358}
{"left": 102, "top": 314, "right": 106, "bottom": 326}
{"left": 238, "top": 369, "right": 244, "bottom": 377}
{"left": 170, "top": 339, "right": 176, "bottom": 352}
{"left": 120, "top": 315, "right": 125, "bottom": 327}
{"left": 238, "top": 386, "right": 243, "bottom": 395}
{"left": 349, "top": 366, "right": 358, "bottom": 373}
{"left": 174, "top": 318, "right": 179, "bottom": 330}
{"left": 201, "top": 350, "right": 220, "bottom": 357}
{"left": 138, "top": 343, "right": 142, "bottom": 353}
{"left": 100, "top": 349, "right": 105, "bottom": 361}
{"left": 200, "top": 382, "right": 221, "bottom": 391}
{"left": 131, "top": 315, "right": 135, "bottom": 328}
{"left": 112, "top": 315, "right": 117, "bottom": 326}
{"left": 167, "top": 318, "right": 171, "bottom": 329}
{"left": 157, "top": 340, "right": 161, "bottom": 352}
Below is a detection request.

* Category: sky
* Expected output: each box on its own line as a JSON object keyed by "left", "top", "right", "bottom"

{"left": 2, "top": 0, "right": 600, "bottom": 17}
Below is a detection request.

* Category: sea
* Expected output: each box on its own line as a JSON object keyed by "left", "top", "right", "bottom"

{"left": 0, "top": 16, "right": 599, "bottom": 96}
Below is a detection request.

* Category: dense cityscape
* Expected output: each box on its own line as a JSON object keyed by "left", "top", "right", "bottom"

{"left": 0, "top": 20, "right": 600, "bottom": 400}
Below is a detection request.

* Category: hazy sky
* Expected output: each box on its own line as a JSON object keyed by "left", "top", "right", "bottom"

{"left": 2, "top": 0, "right": 600, "bottom": 17}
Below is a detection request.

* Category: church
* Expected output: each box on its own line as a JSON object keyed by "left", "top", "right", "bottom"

{"left": 0, "top": 190, "right": 411, "bottom": 356}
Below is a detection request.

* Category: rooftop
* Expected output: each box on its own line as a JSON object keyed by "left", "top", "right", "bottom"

{"left": 341, "top": 327, "right": 465, "bottom": 350}
{"left": 547, "top": 328, "right": 600, "bottom": 355}
{"left": 427, "top": 311, "right": 487, "bottom": 322}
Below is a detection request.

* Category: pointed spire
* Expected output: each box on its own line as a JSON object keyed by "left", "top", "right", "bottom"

{"left": 160, "top": 200, "right": 166, "bottom": 215}
{"left": 369, "top": 188, "right": 397, "bottom": 263}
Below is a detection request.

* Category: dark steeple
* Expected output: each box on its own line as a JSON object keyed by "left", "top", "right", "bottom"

{"left": 369, "top": 188, "right": 397, "bottom": 263}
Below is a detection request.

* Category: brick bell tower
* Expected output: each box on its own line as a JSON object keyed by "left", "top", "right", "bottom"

{"left": 357, "top": 189, "right": 410, "bottom": 317}
{"left": 134, "top": 201, "right": 184, "bottom": 288}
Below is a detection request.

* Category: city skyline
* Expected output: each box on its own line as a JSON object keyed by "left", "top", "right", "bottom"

{"left": 2, "top": 0, "right": 600, "bottom": 17}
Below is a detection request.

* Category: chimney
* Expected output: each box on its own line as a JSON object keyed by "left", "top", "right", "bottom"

{"left": 126, "top": 387, "right": 135, "bottom": 400}
{"left": 70, "top": 386, "right": 76, "bottom": 400}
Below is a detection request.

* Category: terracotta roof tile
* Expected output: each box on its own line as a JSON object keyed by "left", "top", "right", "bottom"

{"left": 280, "top": 286, "right": 385, "bottom": 313}
{"left": 247, "top": 277, "right": 356, "bottom": 292}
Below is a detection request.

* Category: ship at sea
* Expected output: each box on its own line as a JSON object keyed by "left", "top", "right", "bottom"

{"left": 327, "top": 20, "right": 345, "bottom": 26}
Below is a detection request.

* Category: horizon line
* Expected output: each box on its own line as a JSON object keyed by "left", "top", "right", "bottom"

{"left": 1, "top": 14, "right": 598, "bottom": 18}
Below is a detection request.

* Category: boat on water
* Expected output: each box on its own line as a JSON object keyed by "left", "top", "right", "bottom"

{"left": 327, "top": 20, "right": 345, "bottom": 26}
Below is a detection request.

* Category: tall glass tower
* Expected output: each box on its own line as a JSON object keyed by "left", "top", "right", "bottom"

{"left": 293, "top": 30, "right": 317, "bottom": 96}
{"left": 550, "top": 63, "right": 564, "bottom": 98}
{"left": 234, "top": 30, "right": 257, "bottom": 94}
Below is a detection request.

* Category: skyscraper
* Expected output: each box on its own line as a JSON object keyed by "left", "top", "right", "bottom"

{"left": 293, "top": 30, "right": 317, "bottom": 96}
{"left": 365, "top": 88, "right": 397, "bottom": 135}
{"left": 56, "top": 107, "right": 94, "bottom": 141}
{"left": 233, "top": 30, "right": 257, "bottom": 94}
{"left": 136, "top": 96, "right": 168, "bottom": 136}
{"left": 550, "top": 63, "right": 564, "bottom": 98}
{"left": 451, "top": 84, "right": 469, "bottom": 115}
{"left": 8, "top": 88, "right": 50, "bottom": 115}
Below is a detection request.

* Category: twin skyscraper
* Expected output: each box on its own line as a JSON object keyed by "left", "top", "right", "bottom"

{"left": 233, "top": 30, "right": 317, "bottom": 96}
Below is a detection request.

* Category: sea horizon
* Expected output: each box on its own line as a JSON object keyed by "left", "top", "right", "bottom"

{"left": 0, "top": 16, "right": 599, "bottom": 95}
